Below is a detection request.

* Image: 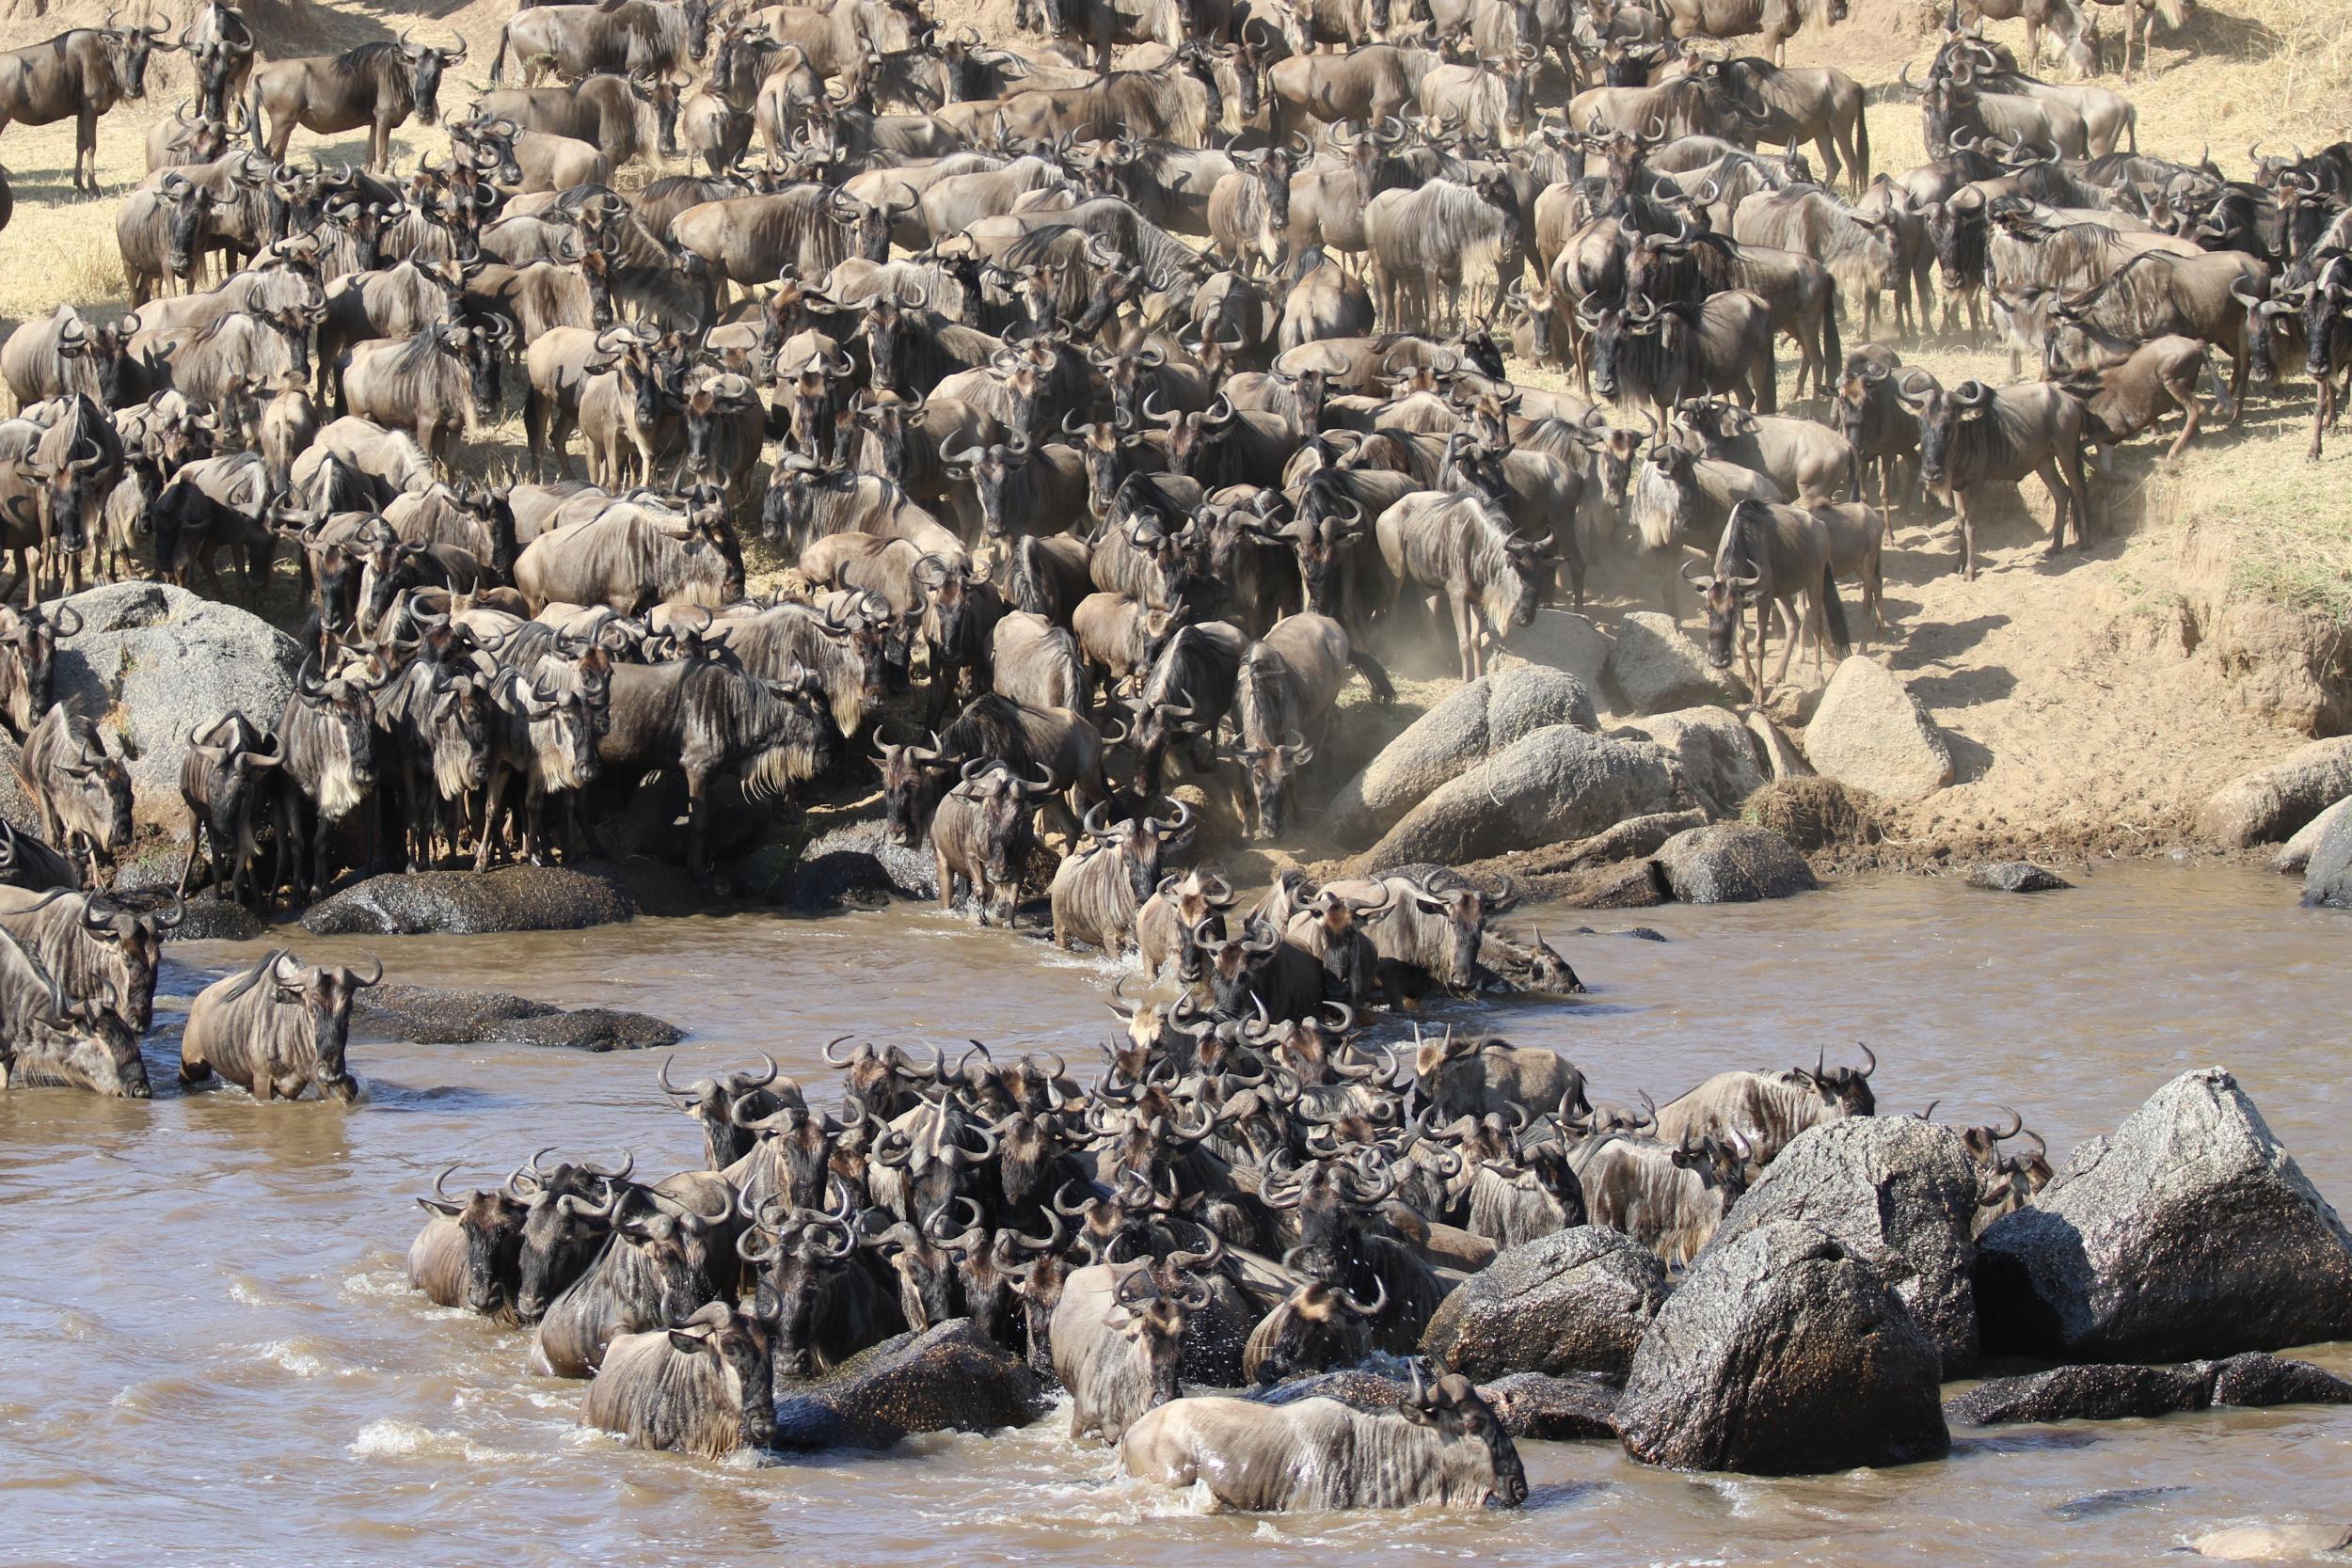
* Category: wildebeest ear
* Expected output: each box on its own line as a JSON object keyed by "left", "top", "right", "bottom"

{"left": 416, "top": 1196, "right": 463, "bottom": 1215}
{"left": 667, "top": 1327, "right": 710, "bottom": 1354}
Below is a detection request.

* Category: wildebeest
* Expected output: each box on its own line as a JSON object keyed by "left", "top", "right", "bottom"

{"left": 1363, "top": 178, "right": 1523, "bottom": 334}
{"left": 1055, "top": 1262, "right": 1202, "bottom": 1445}
{"left": 0, "top": 17, "right": 172, "bottom": 193}
{"left": 273, "top": 658, "right": 380, "bottom": 901}
{"left": 580, "top": 1295, "right": 782, "bottom": 1458}
{"left": 1684, "top": 498, "right": 1850, "bottom": 704}
{"left": 409, "top": 1165, "right": 530, "bottom": 1318}
{"left": 1232, "top": 611, "right": 1392, "bottom": 838}
{"left": 248, "top": 32, "right": 469, "bottom": 170}
{"left": 0, "top": 912, "right": 146, "bottom": 1095}
{"left": 931, "top": 758, "right": 1053, "bottom": 925}
{"left": 14, "top": 705, "right": 131, "bottom": 889}
{"left": 1650, "top": 1045, "right": 1878, "bottom": 1163}
{"left": 536, "top": 1184, "right": 726, "bottom": 1378}
{"left": 1895, "top": 372, "right": 2093, "bottom": 578}
{"left": 1049, "top": 801, "right": 1193, "bottom": 955}
{"left": 491, "top": 1, "right": 698, "bottom": 85}
{"left": 1375, "top": 488, "right": 1550, "bottom": 680}
{"left": 178, "top": 711, "right": 280, "bottom": 906}
{"left": 1572, "top": 1127, "right": 1751, "bottom": 1265}
{"left": 1412, "top": 1024, "right": 1585, "bottom": 1123}
{"left": 1120, "top": 1370, "right": 1528, "bottom": 1510}
{"left": 179, "top": 947, "right": 383, "bottom": 1102}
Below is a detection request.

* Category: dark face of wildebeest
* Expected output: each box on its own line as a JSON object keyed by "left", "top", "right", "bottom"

{"left": 418, "top": 1165, "right": 529, "bottom": 1317}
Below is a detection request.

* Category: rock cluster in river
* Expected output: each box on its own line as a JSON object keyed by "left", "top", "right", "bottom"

{"left": 356, "top": 984, "right": 682, "bottom": 1052}
{"left": 1614, "top": 1220, "right": 1951, "bottom": 1473}
{"left": 1946, "top": 1352, "right": 2352, "bottom": 1426}
{"left": 1976, "top": 1068, "right": 2352, "bottom": 1360}
{"left": 1327, "top": 666, "right": 1598, "bottom": 847}
{"left": 769, "top": 1321, "right": 1048, "bottom": 1449}
{"left": 1357, "top": 725, "right": 1682, "bottom": 866}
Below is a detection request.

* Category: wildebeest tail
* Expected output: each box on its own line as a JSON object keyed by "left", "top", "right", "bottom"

{"left": 1854, "top": 96, "right": 1870, "bottom": 190}
{"left": 1348, "top": 647, "right": 1395, "bottom": 703}
{"left": 1820, "top": 565, "right": 1850, "bottom": 659}
{"left": 2125, "top": 103, "right": 2138, "bottom": 155}
{"left": 489, "top": 20, "right": 512, "bottom": 83}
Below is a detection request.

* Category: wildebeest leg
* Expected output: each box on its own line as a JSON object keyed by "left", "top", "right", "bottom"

{"left": 2310, "top": 378, "right": 2331, "bottom": 464}
{"left": 77, "top": 107, "right": 96, "bottom": 194}
{"left": 310, "top": 805, "right": 338, "bottom": 898}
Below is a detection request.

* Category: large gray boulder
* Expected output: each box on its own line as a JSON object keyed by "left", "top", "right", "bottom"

{"left": 1358, "top": 724, "right": 1681, "bottom": 867}
{"left": 2199, "top": 737, "right": 2352, "bottom": 848}
{"left": 1502, "top": 610, "right": 1613, "bottom": 702}
{"left": 2190, "top": 1524, "right": 2352, "bottom": 1560}
{"left": 1946, "top": 1353, "right": 2352, "bottom": 1427}
{"left": 48, "top": 582, "right": 304, "bottom": 832}
{"left": 300, "top": 866, "right": 636, "bottom": 935}
{"left": 1967, "top": 861, "right": 2073, "bottom": 893}
{"left": 1654, "top": 822, "right": 1816, "bottom": 903}
{"left": 770, "top": 1319, "right": 1050, "bottom": 1449}
{"left": 1802, "top": 657, "right": 1955, "bottom": 803}
{"left": 1976, "top": 1068, "right": 2352, "bottom": 1361}
{"left": 1615, "top": 1221, "right": 1950, "bottom": 1474}
{"left": 2300, "top": 806, "right": 2352, "bottom": 910}
{"left": 1706, "top": 1117, "right": 1980, "bottom": 1374}
{"left": 2277, "top": 795, "right": 2352, "bottom": 874}
{"left": 1420, "top": 1227, "right": 1670, "bottom": 1382}
{"left": 1617, "top": 706, "right": 1767, "bottom": 819}
{"left": 1328, "top": 666, "right": 1598, "bottom": 847}
{"left": 1606, "top": 611, "right": 1738, "bottom": 715}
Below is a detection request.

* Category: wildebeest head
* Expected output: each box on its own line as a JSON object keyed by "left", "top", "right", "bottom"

{"left": 1794, "top": 1042, "right": 1877, "bottom": 1116}
{"left": 1406, "top": 871, "right": 1519, "bottom": 990}
{"left": 1108, "top": 1265, "right": 1203, "bottom": 1413}
{"left": 1681, "top": 537, "right": 1764, "bottom": 674}
{"left": 741, "top": 1190, "right": 859, "bottom": 1378}
{"left": 266, "top": 949, "right": 381, "bottom": 1102}
{"left": 756, "top": 453, "right": 828, "bottom": 546}
{"left": 1246, "top": 1275, "right": 1385, "bottom": 1385}
{"left": 62, "top": 888, "right": 179, "bottom": 1033}
{"left": 951, "top": 758, "right": 1052, "bottom": 915}
{"left": 1236, "top": 723, "right": 1313, "bottom": 841}
{"left": 1403, "top": 1366, "right": 1528, "bottom": 1508}
{"left": 682, "top": 373, "right": 762, "bottom": 481}
{"left": 105, "top": 13, "right": 174, "bottom": 101}
{"left": 511, "top": 1149, "right": 632, "bottom": 1321}
{"left": 0, "top": 603, "right": 71, "bottom": 738}
{"left": 941, "top": 437, "right": 1032, "bottom": 540}
{"left": 416, "top": 1164, "right": 529, "bottom": 1317}
{"left": 1895, "top": 370, "right": 1980, "bottom": 499}
{"left": 825, "top": 185, "right": 912, "bottom": 264}
{"left": 872, "top": 728, "right": 953, "bottom": 848}
{"left": 1083, "top": 799, "right": 1193, "bottom": 906}
{"left": 397, "top": 29, "right": 468, "bottom": 127}
{"left": 821, "top": 1036, "right": 942, "bottom": 1117}
{"left": 45, "top": 721, "right": 134, "bottom": 862}
{"left": 426, "top": 671, "right": 494, "bottom": 798}
{"left": 664, "top": 1294, "right": 782, "bottom": 1451}
{"left": 1189, "top": 913, "right": 1283, "bottom": 1019}
{"left": 158, "top": 172, "right": 217, "bottom": 278}
{"left": 293, "top": 658, "right": 381, "bottom": 810}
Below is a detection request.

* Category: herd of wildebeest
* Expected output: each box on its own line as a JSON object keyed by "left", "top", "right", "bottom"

{"left": 0, "top": 0, "right": 2326, "bottom": 1505}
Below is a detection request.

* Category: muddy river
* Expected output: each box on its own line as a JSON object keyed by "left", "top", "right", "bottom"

{"left": 2, "top": 860, "right": 2346, "bottom": 1566}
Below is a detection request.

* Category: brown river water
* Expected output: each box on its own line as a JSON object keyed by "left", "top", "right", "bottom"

{"left": 3, "top": 860, "right": 2347, "bottom": 1567}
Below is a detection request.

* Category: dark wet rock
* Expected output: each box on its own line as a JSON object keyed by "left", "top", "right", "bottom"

{"left": 2048, "top": 1485, "right": 2189, "bottom": 1521}
{"left": 355, "top": 984, "right": 557, "bottom": 1043}
{"left": 2205, "top": 1351, "right": 2352, "bottom": 1407}
{"left": 1654, "top": 822, "right": 1817, "bottom": 904}
{"left": 483, "top": 1007, "right": 682, "bottom": 1052}
{"left": 1622, "top": 927, "right": 1668, "bottom": 942}
{"left": 1975, "top": 1068, "right": 2352, "bottom": 1361}
{"left": 49, "top": 582, "right": 305, "bottom": 833}
{"left": 1947, "top": 1363, "right": 2204, "bottom": 1426}
{"left": 770, "top": 1319, "right": 1049, "bottom": 1450}
{"left": 1476, "top": 1371, "right": 1621, "bottom": 1440}
{"left": 2300, "top": 806, "right": 2352, "bottom": 911}
{"left": 1421, "top": 1227, "right": 1669, "bottom": 1382}
{"left": 1358, "top": 725, "right": 1681, "bottom": 868}
{"left": 146, "top": 895, "right": 267, "bottom": 942}
{"left": 1968, "top": 861, "right": 2074, "bottom": 893}
{"left": 1706, "top": 1117, "right": 1981, "bottom": 1375}
{"left": 786, "top": 818, "right": 937, "bottom": 909}
{"left": 1947, "top": 1353, "right": 2352, "bottom": 1428}
{"left": 354, "top": 983, "right": 681, "bottom": 1052}
{"left": 1616, "top": 1221, "right": 1950, "bottom": 1474}
{"left": 300, "top": 866, "right": 635, "bottom": 935}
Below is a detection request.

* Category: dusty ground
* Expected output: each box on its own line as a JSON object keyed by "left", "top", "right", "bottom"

{"left": 0, "top": 0, "right": 2342, "bottom": 863}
